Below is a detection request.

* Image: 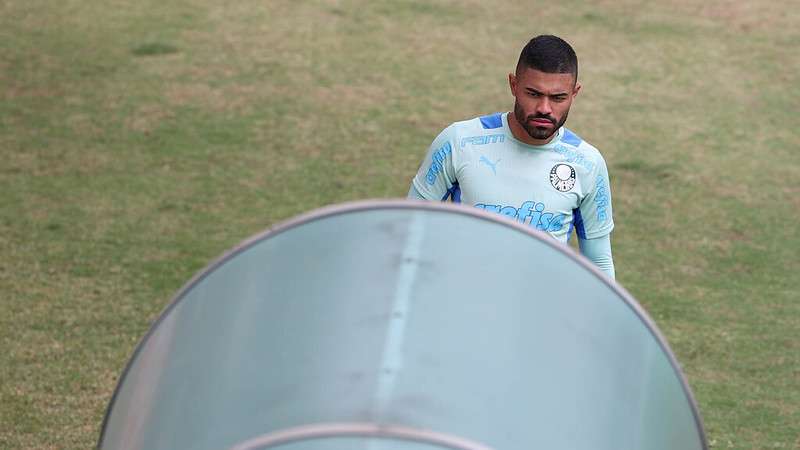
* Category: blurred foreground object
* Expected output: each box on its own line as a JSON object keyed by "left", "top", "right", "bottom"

{"left": 99, "top": 200, "right": 707, "bottom": 450}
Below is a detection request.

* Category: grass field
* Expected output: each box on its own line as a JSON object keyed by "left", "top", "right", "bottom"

{"left": 1, "top": 0, "right": 799, "bottom": 448}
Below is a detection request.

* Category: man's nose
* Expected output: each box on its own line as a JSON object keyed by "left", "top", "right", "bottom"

{"left": 536, "top": 97, "right": 552, "bottom": 116}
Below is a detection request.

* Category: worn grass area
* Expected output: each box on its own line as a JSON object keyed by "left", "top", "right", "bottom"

{"left": 1, "top": 0, "right": 798, "bottom": 448}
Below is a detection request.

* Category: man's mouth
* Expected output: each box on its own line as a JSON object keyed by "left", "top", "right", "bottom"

{"left": 529, "top": 117, "right": 555, "bottom": 127}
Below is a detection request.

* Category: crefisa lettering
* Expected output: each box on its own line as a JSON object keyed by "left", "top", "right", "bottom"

{"left": 554, "top": 145, "right": 595, "bottom": 172}
{"left": 475, "top": 201, "right": 566, "bottom": 232}
{"left": 594, "top": 176, "right": 609, "bottom": 221}
{"left": 425, "top": 142, "right": 453, "bottom": 185}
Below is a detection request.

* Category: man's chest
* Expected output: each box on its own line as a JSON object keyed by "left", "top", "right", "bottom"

{"left": 457, "top": 147, "right": 584, "bottom": 209}
{"left": 454, "top": 145, "right": 591, "bottom": 234}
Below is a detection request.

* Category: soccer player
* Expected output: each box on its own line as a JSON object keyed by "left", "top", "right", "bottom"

{"left": 408, "top": 35, "right": 616, "bottom": 279}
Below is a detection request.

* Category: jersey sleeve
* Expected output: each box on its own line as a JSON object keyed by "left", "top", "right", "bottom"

{"left": 575, "top": 153, "right": 614, "bottom": 239}
{"left": 408, "top": 125, "right": 459, "bottom": 201}
{"left": 578, "top": 234, "right": 616, "bottom": 280}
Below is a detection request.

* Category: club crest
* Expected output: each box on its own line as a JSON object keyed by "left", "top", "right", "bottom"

{"left": 550, "top": 164, "right": 576, "bottom": 192}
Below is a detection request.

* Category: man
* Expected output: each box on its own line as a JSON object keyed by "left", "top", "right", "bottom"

{"left": 408, "top": 35, "right": 615, "bottom": 279}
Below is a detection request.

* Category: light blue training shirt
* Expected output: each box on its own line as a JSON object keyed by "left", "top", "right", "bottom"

{"left": 408, "top": 112, "right": 615, "bottom": 278}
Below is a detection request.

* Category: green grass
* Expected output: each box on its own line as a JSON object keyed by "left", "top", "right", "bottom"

{"left": 1, "top": 0, "right": 799, "bottom": 448}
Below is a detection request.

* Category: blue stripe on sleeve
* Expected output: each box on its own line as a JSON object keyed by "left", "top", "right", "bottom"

{"left": 479, "top": 113, "right": 503, "bottom": 129}
{"left": 562, "top": 128, "right": 583, "bottom": 146}
{"left": 573, "top": 208, "right": 587, "bottom": 239}
{"left": 440, "top": 182, "right": 461, "bottom": 203}
{"left": 451, "top": 183, "right": 461, "bottom": 203}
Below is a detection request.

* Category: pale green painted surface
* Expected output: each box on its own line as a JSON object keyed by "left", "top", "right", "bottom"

{"left": 101, "top": 204, "right": 705, "bottom": 450}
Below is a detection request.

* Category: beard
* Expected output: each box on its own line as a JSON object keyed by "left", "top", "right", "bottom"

{"left": 514, "top": 102, "right": 569, "bottom": 141}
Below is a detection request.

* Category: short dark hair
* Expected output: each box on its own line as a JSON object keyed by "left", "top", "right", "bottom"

{"left": 516, "top": 35, "right": 578, "bottom": 82}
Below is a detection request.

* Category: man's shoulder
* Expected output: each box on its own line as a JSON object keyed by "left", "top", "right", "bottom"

{"left": 447, "top": 112, "right": 505, "bottom": 134}
{"left": 560, "top": 128, "right": 602, "bottom": 154}
{"left": 441, "top": 113, "right": 508, "bottom": 149}
{"left": 555, "top": 128, "right": 607, "bottom": 174}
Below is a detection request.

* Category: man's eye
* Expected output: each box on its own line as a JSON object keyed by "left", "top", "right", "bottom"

{"left": 553, "top": 96, "right": 567, "bottom": 102}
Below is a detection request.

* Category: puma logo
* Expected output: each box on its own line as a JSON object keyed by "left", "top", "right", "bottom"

{"left": 479, "top": 155, "right": 500, "bottom": 175}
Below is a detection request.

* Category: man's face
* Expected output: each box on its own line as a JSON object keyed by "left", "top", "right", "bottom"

{"left": 509, "top": 68, "right": 580, "bottom": 144}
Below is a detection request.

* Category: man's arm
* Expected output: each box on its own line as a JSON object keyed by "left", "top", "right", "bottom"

{"left": 407, "top": 124, "right": 459, "bottom": 201}
{"left": 574, "top": 151, "right": 615, "bottom": 278}
{"left": 407, "top": 184, "right": 426, "bottom": 199}
{"left": 578, "top": 234, "right": 615, "bottom": 280}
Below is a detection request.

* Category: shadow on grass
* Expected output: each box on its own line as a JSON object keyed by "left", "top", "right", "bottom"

{"left": 131, "top": 42, "right": 179, "bottom": 57}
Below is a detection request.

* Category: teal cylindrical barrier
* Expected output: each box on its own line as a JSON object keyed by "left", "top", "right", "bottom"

{"left": 99, "top": 200, "right": 707, "bottom": 450}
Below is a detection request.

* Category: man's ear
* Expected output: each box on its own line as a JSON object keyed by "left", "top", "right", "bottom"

{"left": 508, "top": 73, "right": 517, "bottom": 96}
{"left": 573, "top": 81, "right": 582, "bottom": 97}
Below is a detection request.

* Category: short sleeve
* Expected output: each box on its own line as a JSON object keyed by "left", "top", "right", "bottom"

{"left": 409, "top": 125, "right": 459, "bottom": 201}
{"left": 576, "top": 153, "right": 614, "bottom": 239}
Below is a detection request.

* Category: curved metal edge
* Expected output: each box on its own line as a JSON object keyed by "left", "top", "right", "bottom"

{"left": 227, "top": 422, "right": 495, "bottom": 450}
{"left": 97, "top": 199, "right": 708, "bottom": 450}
